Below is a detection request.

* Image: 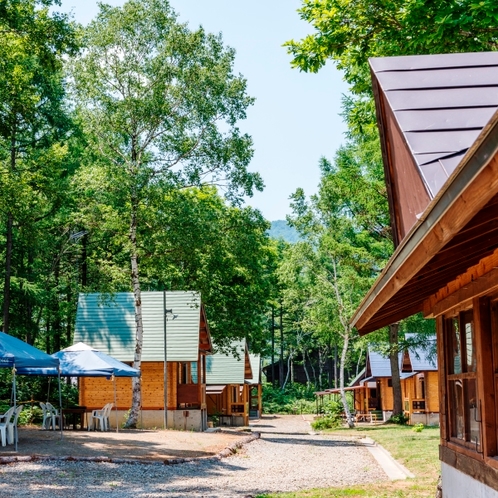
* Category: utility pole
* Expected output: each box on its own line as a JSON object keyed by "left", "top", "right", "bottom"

{"left": 279, "top": 303, "right": 284, "bottom": 389}
{"left": 271, "top": 306, "right": 275, "bottom": 387}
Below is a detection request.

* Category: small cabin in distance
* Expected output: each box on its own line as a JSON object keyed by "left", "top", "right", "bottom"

{"left": 74, "top": 291, "right": 212, "bottom": 430}
{"left": 326, "top": 341, "right": 438, "bottom": 424}
{"left": 205, "top": 340, "right": 262, "bottom": 426}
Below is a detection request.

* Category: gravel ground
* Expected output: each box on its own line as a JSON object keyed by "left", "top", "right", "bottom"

{"left": 0, "top": 415, "right": 388, "bottom": 497}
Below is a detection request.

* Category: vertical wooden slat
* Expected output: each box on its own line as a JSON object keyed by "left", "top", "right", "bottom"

{"left": 474, "top": 297, "right": 497, "bottom": 457}
{"left": 436, "top": 315, "right": 448, "bottom": 442}
{"left": 168, "top": 361, "right": 177, "bottom": 410}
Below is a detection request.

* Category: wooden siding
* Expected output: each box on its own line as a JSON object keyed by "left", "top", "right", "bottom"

{"left": 383, "top": 99, "right": 431, "bottom": 241}
{"left": 426, "top": 371, "right": 440, "bottom": 412}
{"left": 74, "top": 291, "right": 203, "bottom": 362}
{"left": 206, "top": 383, "right": 249, "bottom": 425}
{"left": 79, "top": 376, "right": 132, "bottom": 410}
{"left": 379, "top": 378, "right": 394, "bottom": 412}
{"left": 79, "top": 361, "right": 180, "bottom": 410}
{"left": 425, "top": 248, "right": 498, "bottom": 316}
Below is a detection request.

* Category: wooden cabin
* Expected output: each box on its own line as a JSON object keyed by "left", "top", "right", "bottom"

{"left": 320, "top": 342, "right": 438, "bottom": 424}
{"left": 399, "top": 338, "right": 439, "bottom": 426}
{"left": 248, "top": 353, "right": 263, "bottom": 418}
{"left": 205, "top": 340, "right": 259, "bottom": 426}
{"left": 74, "top": 291, "right": 212, "bottom": 430}
{"left": 352, "top": 52, "right": 498, "bottom": 497}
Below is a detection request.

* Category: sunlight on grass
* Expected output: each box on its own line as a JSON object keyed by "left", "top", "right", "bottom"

{"left": 257, "top": 424, "right": 440, "bottom": 498}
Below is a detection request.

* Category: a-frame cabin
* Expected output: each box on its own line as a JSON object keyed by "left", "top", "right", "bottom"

{"left": 352, "top": 51, "right": 498, "bottom": 497}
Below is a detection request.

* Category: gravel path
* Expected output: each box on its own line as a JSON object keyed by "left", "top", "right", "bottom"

{"left": 0, "top": 415, "right": 388, "bottom": 497}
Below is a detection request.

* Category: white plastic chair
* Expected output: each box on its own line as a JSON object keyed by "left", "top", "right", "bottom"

{"left": 7, "top": 405, "right": 23, "bottom": 444}
{"left": 89, "top": 403, "right": 113, "bottom": 431}
{"left": 0, "top": 407, "right": 15, "bottom": 446}
{"left": 40, "top": 402, "right": 53, "bottom": 430}
{"left": 45, "top": 402, "right": 63, "bottom": 430}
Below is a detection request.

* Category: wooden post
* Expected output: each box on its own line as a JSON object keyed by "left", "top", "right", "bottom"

{"left": 474, "top": 297, "right": 497, "bottom": 457}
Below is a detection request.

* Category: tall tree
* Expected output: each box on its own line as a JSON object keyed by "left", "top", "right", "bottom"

{"left": 0, "top": 0, "right": 78, "bottom": 336}
{"left": 284, "top": 0, "right": 498, "bottom": 415}
{"left": 71, "top": 0, "right": 262, "bottom": 427}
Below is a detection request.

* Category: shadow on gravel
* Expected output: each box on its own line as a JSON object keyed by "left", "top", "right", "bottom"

{"left": 0, "top": 457, "right": 264, "bottom": 498}
{"left": 261, "top": 436, "right": 357, "bottom": 448}
{"left": 0, "top": 426, "right": 246, "bottom": 461}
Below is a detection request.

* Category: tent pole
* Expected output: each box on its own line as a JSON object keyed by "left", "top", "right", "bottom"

{"left": 13, "top": 365, "right": 17, "bottom": 452}
{"left": 113, "top": 374, "right": 118, "bottom": 433}
{"left": 57, "top": 370, "right": 63, "bottom": 440}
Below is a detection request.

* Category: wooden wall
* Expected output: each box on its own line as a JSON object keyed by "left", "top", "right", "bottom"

{"left": 401, "top": 372, "right": 439, "bottom": 415}
{"left": 379, "top": 378, "right": 394, "bottom": 411}
{"left": 426, "top": 371, "right": 439, "bottom": 412}
{"left": 79, "top": 361, "right": 179, "bottom": 410}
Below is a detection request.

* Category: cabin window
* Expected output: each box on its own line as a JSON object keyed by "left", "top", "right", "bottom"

{"left": 445, "top": 310, "right": 481, "bottom": 448}
{"left": 178, "top": 362, "right": 192, "bottom": 384}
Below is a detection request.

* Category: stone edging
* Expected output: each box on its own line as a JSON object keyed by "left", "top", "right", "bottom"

{"left": 0, "top": 431, "right": 261, "bottom": 467}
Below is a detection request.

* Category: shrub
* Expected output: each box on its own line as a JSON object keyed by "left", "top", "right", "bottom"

{"left": 311, "top": 415, "right": 341, "bottom": 431}
{"left": 412, "top": 423, "right": 425, "bottom": 432}
{"left": 388, "top": 412, "right": 409, "bottom": 425}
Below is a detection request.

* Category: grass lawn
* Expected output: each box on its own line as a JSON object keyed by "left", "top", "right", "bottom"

{"left": 256, "top": 424, "right": 441, "bottom": 498}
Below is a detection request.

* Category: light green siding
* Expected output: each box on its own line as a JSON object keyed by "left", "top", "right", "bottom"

{"left": 247, "top": 354, "right": 261, "bottom": 384}
{"left": 74, "top": 291, "right": 201, "bottom": 362}
{"left": 206, "top": 341, "right": 247, "bottom": 385}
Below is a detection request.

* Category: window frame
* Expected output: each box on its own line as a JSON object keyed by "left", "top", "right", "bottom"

{"left": 444, "top": 309, "right": 481, "bottom": 451}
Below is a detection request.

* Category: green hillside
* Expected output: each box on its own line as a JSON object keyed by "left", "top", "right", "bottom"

{"left": 268, "top": 220, "right": 301, "bottom": 243}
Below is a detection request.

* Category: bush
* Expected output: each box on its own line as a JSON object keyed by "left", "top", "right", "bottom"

{"left": 388, "top": 412, "right": 409, "bottom": 425}
{"left": 412, "top": 423, "right": 425, "bottom": 432}
{"left": 311, "top": 415, "right": 341, "bottom": 431}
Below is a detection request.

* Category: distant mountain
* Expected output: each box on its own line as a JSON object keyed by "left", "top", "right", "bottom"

{"left": 268, "top": 220, "right": 301, "bottom": 243}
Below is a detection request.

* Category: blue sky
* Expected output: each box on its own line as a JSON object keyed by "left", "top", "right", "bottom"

{"left": 58, "top": 0, "right": 349, "bottom": 221}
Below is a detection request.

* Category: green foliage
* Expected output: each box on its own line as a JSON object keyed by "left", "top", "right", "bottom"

{"left": 262, "top": 383, "right": 316, "bottom": 414}
{"left": 286, "top": 0, "right": 498, "bottom": 86}
{"left": 311, "top": 398, "right": 343, "bottom": 430}
{"left": 311, "top": 414, "right": 341, "bottom": 431}
{"left": 412, "top": 423, "right": 425, "bottom": 433}
{"left": 388, "top": 412, "right": 409, "bottom": 425}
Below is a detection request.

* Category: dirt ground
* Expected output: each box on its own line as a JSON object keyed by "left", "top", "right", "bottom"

{"left": 0, "top": 425, "right": 250, "bottom": 462}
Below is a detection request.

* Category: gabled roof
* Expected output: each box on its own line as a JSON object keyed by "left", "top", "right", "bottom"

{"left": 367, "top": 350, "right": 395, "bottom": 377}
{"left": 370, "top": 52, "right": 498, "bottom": 245}
{"left": 353, "top": 53, "right": 498, "bottom": 334}
{"left": 205, "top": 340, "right": 253, "bottom": 385}
{"left": 403, "top": 335, "right": 438, "bottom": 371}
{"left": 366, "top": 340, "right": 437, "bottom": 379}
{"left": 246, "top": 354, "right": 261, "bottom": 385}
{"left": 74, "top": 291, "right": 212, "bottom": 362}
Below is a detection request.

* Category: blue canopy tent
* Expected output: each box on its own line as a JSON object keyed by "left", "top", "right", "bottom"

{"left": 52, "top": 343, "right": 140, "bottom": 431}
{"left": 0, "top": 331, "right": 62, "bottom": 450}
{"left": 53, "top": 344, "right": 139, "bottom": 378}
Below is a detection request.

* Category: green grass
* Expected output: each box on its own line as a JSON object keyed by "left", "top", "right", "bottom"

{"left": 256, "top": 424, "right": 441, "bottom": 498}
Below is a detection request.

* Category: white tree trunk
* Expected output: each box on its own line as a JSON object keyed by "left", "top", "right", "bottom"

{"left": 339, "top": 328, "right": 355, "bottom": 428}
{"left": 125, "top": 203, "right": 143, "bottom": 428}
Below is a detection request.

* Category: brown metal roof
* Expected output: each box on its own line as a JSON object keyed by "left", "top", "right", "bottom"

{"left": 352, "top": 101, "right": 498, "bottom": 334}
{"left": 370, "top": 52, "right": 498, "bottom": 245}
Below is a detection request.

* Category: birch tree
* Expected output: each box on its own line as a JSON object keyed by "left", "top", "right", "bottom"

{"left": 71, "top": 0, "right": 261, "bottom": 427}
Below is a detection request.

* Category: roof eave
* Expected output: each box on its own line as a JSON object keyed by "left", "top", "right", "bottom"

{"left": 352, "top": 108, "right": 498, "bottom": 334}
